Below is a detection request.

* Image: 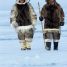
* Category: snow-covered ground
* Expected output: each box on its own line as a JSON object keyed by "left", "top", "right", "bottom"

{"left": 0, "top": 0, "right": 67, "bottom": 67}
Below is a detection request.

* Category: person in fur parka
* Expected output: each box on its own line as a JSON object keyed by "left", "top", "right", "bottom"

{"left": 39, "top": 0, "right": 64, "bottom": 50}
{"left": 10, "top": 0, "right": 37, "bottom": 50}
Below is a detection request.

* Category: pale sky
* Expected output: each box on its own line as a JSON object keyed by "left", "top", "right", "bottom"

{"left": 0, "top": 0, "right": 66, "bottom": 10}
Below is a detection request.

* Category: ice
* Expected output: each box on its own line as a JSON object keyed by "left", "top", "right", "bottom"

{"left": 0, "top": 0, "right": 67, "bottom": 67}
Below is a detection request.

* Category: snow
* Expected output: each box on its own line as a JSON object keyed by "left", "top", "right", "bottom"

{"left": 0, "top": 0, "right": 67, "bottom": 67}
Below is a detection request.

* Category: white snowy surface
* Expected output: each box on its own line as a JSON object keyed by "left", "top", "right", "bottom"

{"left": 0, "top": 0, "right": 67, "bottom": 67}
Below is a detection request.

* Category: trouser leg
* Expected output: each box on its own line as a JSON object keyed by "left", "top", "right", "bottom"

{"left": 17, "top": 26, "right": 34, "bottom": 50}
{"left": 25, "top": 40, "right": 32, "bottom": 50}
{"left": 43, "top": 31, "right": 52, "bottom": 50}
{"left": 19, "top": 40, "right": 26, "bottom": 50}
{"left": 25, "top": 28, "right": 34, "bottom": 50}
{"left": 53, "top": 31, "right": 60, "bottom": 50}
{"left": 17, "top": 30, "right": 26, "bottom": 50}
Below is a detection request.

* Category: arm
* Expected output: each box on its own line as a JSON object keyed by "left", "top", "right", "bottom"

{"left": 29, "top": 3, "right": 37, "bottom": 26}
{"left": 39, "top": 5, "right": 47, "bottom": 21}
{"left": 57, "top": 4, "right": 65, "bottom": 26}
{"left": 10, "top": 4, "right": 18, "bottom": 28}
{"left": 60, "top": 9, "right": 64, "bottom": 26}
{"left": 60, "top": 7, "right": 64, "bottom": 26}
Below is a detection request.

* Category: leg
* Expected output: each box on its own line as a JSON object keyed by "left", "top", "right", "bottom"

{"left": 19, "top": 40, "right": 26, "bottom": 50}
{"left": 25, "top": 39, "right": 32, "bottom": 50}
{"left": 45, "top": 42, "right": 51, "bottom": 50}
{"left": 53, "top": 31, "right": 60, "bottom": 50}
{"left": 44, "top": 31, "right": 52, "bottom": 50}
{"left": 54, "top": 42, "right": 58, "bottom": 50}
{"left": 25, "top": 28, "right": 34, "bottom": 50}
{"left": 18, "top": 30, "right": 26, "bottom": 50}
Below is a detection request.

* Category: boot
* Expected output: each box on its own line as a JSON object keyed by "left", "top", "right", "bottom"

{"left": 21, "top": 42, "right": 26, "bottom": 50}
{"left": 54, "top": 42, "right": 58, "bottom": 50}
{"left": 45, "top": 42, "right": 51, "bottom": 50}
{"left": 26, "top": 42, "right": 31, "bottom": 50}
